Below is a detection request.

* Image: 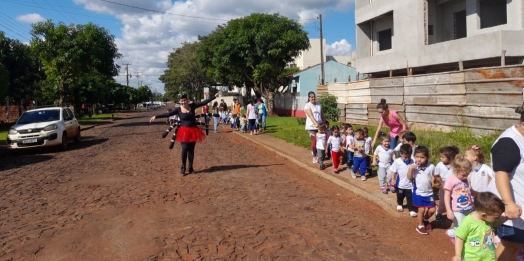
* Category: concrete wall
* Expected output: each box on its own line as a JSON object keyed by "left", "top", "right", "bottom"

{"left": 294, "top": 38, "right": 325, "bottom": 69}
{"left": 355, "top": 0, "right": 524, "bottom": 74}
{"left": 274, "top": 93, "right": 308, "bottom": 118}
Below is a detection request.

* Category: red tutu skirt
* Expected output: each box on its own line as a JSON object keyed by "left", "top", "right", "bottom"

{"left": 176, "top": 126, "right": 206, "bottom": 143}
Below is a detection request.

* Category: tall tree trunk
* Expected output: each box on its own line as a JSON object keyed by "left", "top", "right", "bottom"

{"left": 263, "top": 88, "right": 276, "bottom": 116}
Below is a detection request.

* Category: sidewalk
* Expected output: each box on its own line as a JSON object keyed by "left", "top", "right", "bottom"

{"left": 232, "top": 129, "right": 401, "bottom": 216}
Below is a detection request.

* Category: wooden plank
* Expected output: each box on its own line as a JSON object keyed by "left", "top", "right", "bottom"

{"left": 466, "top": 93, "right": 522, "bottom": 106}
{"left": 346, "top": 113, "right": 368, "bottom": 120}
{"left": 346, "top": 108, "right": 369, "bottom": 115}
{"left": 405, "top": 105, "right": 463, "bottom": 115}
{"left": 369, "top": 111, "right": 406, "bottom": 120}
{"left": 465, "top": 67, "right": 524, "bottom": 81}
{"left": 327, "top": 83, "right": 348, "bottom": 91}
{"left": 410, "top": 122, "right": 456, "bottom": 132}
{"left": 406, "top": 112, "right": 463, "bottom": 126}
{"left": 346, "top": 80, "right": 370, "bottom": 90}
{"left": 370, "top": 86, "right": 404, "bottom": 96}
{"left": 369, "top": 77, "right": 404, "bottom": 88}
{"left": 339, "top": 110, "right": 346, "bottom": 117}
{"left": 367, "top": 104, "right": 405, "bottom": 111}
{"left": 347, "top": 89, "right": 371, "bottom": 97}
{"left": 347, "top": 103, "right": 368, "bottom": 109}
{"left": 345, "top": 118, "right": 369, "bottom": 126}
{"left": 338, "top": 116, "right": 347, "bottom": 123}
{"left": 404, "top": 95, "right": 466, "bottom": 105}
{"left": 463, "top": 116, "right": 515, "bottom": 131}
{"left": 466, "top": 82, "right": 523, "bottom": 94}
{"left": 337, "top": 103, "right": 346, "bottom": 109}
{"left": 404, "top": 84, "right": 466, "bottom": 95}
{"left": 347, "top": 96, "right": 371, "bottom": 104}
{"left": 463, "top": 106, "right": 519, "bottom": 119}
{"left": 370, "top": 95, "right": 403, "bottom": 105}
{"left": 404, "top": 72, "right": 464, "bottom": 86}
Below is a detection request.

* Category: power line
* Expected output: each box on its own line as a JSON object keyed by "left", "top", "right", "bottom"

{"left": 101, "top": 0, "right": 229, "bottom": 21}
{"left": 48, "top": 0, "right": 79, "bottom": 23}
{"left": 0, "top": 11, "right": 31, "bottom": 33}
{"left": 0, "top": 22, "right": 31, "bottom": 41}
{"left": 40, "top": 0, "right": 75, "bottom": 24}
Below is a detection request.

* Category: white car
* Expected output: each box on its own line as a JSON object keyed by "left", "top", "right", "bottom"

{"left": 6, "top": 107, "right": 81, "bottom": 151}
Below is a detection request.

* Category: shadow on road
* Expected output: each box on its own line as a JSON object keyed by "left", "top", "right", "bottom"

{"left": 195, "top": 164, "right": 283, "bottom": 174}
{"left": 0, "top": 154, "right": 55, "bottom": 172}
{"left": 114, "top": 121, "right": 166, "bottom": 128}
{"left": 0, "top": 136, "right": 108, "bottom": 159}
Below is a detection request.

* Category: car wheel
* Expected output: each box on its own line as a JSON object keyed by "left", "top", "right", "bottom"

{"left": 74, "top": 128, "right": 81, "bottom": 143}
{"left": 60, "top": 132, "right": 68, "bottom": 151}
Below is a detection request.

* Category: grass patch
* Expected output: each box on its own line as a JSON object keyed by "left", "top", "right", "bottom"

{"left": 0, "top": 130, "right": 6, "bottom": 145}
{"left": 266, "top": 116, "right": 500, "bottom": 165}
{"left": 78, "top": 113, "right": 116, "bottom": 125}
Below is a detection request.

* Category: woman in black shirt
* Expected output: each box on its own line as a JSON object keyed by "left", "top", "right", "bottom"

{"left": 150, "top": 93, "right": 218, "bottom": 174}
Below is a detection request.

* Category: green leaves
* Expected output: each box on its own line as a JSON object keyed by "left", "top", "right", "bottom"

{"left": 0, "top": 63, "right": 8, "bottom": 101}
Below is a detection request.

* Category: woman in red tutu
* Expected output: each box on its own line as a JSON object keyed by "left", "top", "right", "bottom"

{"left": 149, "top": 92, "right": 219, "bottom": 174}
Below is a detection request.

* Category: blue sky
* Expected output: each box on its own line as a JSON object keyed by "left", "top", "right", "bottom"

{"left": 0, "top": 0, "right": 356, "bottom": 91}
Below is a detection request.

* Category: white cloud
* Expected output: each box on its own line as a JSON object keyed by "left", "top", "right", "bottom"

{"left": 326, "top": 39, "right": 352, "bottom": 56}
{"left": 73, "top": 0, "right": 355, "bottom": 93}
{"left": 16, "top": 13, "right": 46, "bottom": 24}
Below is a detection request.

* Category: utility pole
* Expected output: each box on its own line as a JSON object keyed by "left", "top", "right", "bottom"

{"left": 135, "top": 72, "right": 141, "bottom": 87}
{"left": 122, "top": 63, "right": 132, "bottom": 87}
{"left": 319, "top": 14, "right": 325, "bottom": 86}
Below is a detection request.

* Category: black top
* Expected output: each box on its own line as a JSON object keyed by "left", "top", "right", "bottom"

{"left": 155, "top": 97, "right": 216, "bottom": 127}
{"left": 220, "top": 102, "right": 227, "bottom": 111}
{"left": 491, "top": 137, "right": 521, "bottom": 173}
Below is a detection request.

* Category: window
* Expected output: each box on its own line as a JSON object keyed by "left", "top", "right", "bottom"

{"left": 378, "top": 28, "right": 392, "bottom": 51}
{"left": 428, "top": 25, "right": 434, "bottom": 36}
{"left": 66, "top": 108, "right": 75, "bottom": 120}
{"left": 480, "top": 0, "right": 507, "bottom": 29}
{"left": 454, "top": 10, "right": 467, "bottom": 39}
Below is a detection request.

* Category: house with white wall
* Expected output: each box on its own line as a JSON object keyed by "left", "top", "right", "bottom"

{"left": 355, "top": 0, "right": 524, "bottom": 77}
{"left": 289, "top": 39, "right": 352, "bottom": 69}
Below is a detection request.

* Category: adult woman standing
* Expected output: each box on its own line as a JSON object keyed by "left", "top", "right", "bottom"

{"left": 212, "top": 101, "right": 220, "bottom": 133}
{"left": 304, "top": 91, "right": 325, "bottom": 163}
{"left": 256, "top": 99, "right": 267, "bottom": 132}
{"left": 487, "top": 108, "right": 524, "bottom": 260}
{"left": 150, "top": 92, "right": 219, "bottom": 175}
{"left": 371, "top": 99, "right": 408, "bottom": 150}
{"left": 246, "top": 99, "right": 258, "bottom": 135}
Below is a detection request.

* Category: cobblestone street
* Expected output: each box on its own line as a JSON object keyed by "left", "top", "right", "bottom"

{"left": 0, "top": 110, "right": 451, "bottom": 260}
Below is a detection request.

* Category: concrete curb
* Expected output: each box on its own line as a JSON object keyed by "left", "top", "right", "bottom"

{"left": 232, "top": 131, "right": 401, "bottom": 217}
{"left": 80, "top": 125, "right": 98, "bottom": 132}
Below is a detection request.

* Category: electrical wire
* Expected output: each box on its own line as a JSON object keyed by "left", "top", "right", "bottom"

{"left": 0, "top": 11, "right": 32, "bottom": 33}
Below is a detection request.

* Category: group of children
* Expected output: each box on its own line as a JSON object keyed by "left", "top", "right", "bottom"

{"left": 313, "top": 125, "right": 524, "bottom": 260}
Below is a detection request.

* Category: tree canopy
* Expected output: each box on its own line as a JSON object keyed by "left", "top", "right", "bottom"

{"left": 198, "top": 13, "right": 310, "bottom": 113}
{"left": 0, "top": 63, "right": 8, "bottom": 101}
{"left": 159, "top": 41, "right": 212, "bottom": 101}
{"left": 30, "top": 20, "right": 121, "bottom": 109}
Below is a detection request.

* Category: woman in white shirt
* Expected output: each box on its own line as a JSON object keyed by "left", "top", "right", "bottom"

{"left": 246, "top": 99, "right": 258, "bottom": 135}
{"left": 304, "top": 91, "right": 325, "bottom": 163}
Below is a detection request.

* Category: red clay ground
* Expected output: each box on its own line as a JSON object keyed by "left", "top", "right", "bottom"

{"left": 0, "top": 109, "right": 453, "bottom": 260}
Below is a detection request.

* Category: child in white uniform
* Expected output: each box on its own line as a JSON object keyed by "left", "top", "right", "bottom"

{"left": 326, "top": 125, "right": 343, "bottom": 173}
{"left": 434, "top": 146, "right": 460, "bottom": 222}
{"left": 465, "top": 145, "right": 494, "bottom": 196}
{"left": 372, "top": 134, "right": 395, "bottom": 194}
{"left": 314, "top": 124, "right": 328, "bottom": 170}
{"left": 391, "top": 144, "right": 417, "bottom": 217}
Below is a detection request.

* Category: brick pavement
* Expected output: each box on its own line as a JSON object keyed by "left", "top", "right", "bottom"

{"left": 0, "top": 112, "right": 451, "bottom": 260}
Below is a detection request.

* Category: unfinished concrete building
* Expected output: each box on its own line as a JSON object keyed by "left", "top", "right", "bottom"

{"left": 355, "top": 0, "right": 524, "bottom": 77}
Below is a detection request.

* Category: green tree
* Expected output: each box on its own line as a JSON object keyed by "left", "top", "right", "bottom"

{"left": 0, "top": 63, "right": 8, "bottom": 100}
{"left": 30, "top": 21, "right": 121, "bottom": 110}
{"left": 317, "top": 93, "right": 339, "bottom": 122}
{"left": 198, "top": 13, "right": 310, "bottom": 114}
{"left": 136, "top": 85, "right": 153, "bottom": 103}
{"left": 0, "top": 31, "right": 44, "bottom": 103}
{"left": 160, "top": 41, "right": 212, "bottom": 101}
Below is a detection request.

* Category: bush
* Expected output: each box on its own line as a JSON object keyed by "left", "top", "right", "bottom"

{"left": 317, "top": 93, "right": 339, "bottom": 122}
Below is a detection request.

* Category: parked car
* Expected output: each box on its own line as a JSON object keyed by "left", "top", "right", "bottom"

{"left": 6, "top": 107, "right": 81, "bottom": 151}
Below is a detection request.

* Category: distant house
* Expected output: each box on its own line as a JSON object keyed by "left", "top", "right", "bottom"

{"left": 275, "top": 61, "right": 357, "bottom": 117}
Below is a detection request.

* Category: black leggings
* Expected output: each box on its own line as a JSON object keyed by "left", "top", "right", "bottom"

{"left": 181, "top": 142, "right": 196, "bottom": 167}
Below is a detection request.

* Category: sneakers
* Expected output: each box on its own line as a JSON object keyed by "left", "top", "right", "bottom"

{"left": 396, "top": 205, "right": 403, "bottom": 212}
{"left": 380, "top": 187, "right": 387, "bottom": 194}
{"left": 435, "top": 213, "right": 442, "bottom": 222}
{"left": 333, "top": 168, "right": 339, "bottom": 173}
{"left": 320, "top": 165, "right": 325, "bottom": 170}
{"left": 416, "top": 226, "right": 429, "bottom": 235}
{"left": 351, "top": 172, "right": 357, "bottom": 179}
{"left": 409, "top": 211, "right": 418, "bottom": 217}
{"left": 389, "top": 184, "right": 396, "bottom": 193}
{"left": 446, "top": 230, "right": 456, "bottom": 244}
{"left": 361, "top": 175, "right": 367, "bottom": 181}
{"left": 312, "top": 156, "right": 318, "bottom": 164}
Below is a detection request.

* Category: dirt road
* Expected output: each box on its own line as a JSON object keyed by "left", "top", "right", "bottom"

{"left": 0, "top": 110, "right": 452, "bottom": 260}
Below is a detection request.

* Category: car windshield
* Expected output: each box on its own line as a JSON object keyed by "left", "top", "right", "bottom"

{"left": 17, "top": 109, "right": 60, "bottom": 124}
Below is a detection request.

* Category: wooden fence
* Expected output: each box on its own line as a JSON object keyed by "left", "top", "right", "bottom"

{"left": 320, "top": 66, "right": 524, "bottom": 133}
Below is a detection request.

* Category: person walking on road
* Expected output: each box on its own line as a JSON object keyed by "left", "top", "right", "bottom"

{"left": 150, "top": 92, "right": 219, "bottom": 175}
{"left": 304, "top": 91, "right": 325, "bottom": 164}
{"left": 256, "top": 98, "right": 267, "bottom": 132}
{"left": 246, "top": 99, "right": 258, "bottom": 136}
{"left": 212, "top": 101, "right": 220, "bottom": 133}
